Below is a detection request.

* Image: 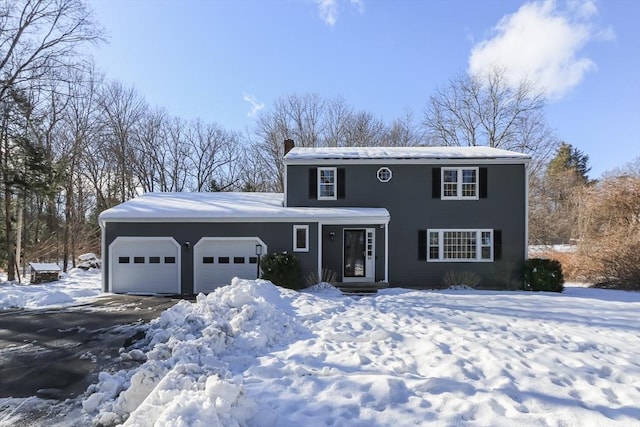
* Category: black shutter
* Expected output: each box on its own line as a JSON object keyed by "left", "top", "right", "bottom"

{"left": 309, "top": 168, "right": 317, "bottom": 199}
{"left": 418, "top": 230, "right": 427, "bottom": 261}
{"left": 432, "top": 168, "right": 441, "bottom": 198}
{"left": 337, "top": 168, "right": 346, "bottom": 199}
{"left": 494, "top": 230, "right": 502, "bottom": 260}
{"left": 479, "top": 167, "right": 488, "bottom": 198}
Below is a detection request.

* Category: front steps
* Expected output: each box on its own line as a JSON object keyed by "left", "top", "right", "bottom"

{"left": 335, "top": 282, "right": 389, "bottom": 296}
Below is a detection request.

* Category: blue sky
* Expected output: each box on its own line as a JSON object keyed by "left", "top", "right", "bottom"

{"left": 87, "top": 0, "right": 639, "bottom": 178}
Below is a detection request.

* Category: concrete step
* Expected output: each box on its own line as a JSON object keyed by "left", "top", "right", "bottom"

{"left": 336, "top": 282, "right": 389, "bottom": 296}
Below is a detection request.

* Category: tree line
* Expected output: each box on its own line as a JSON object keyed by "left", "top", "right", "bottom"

{"left": 3, "top": 0, "right": 635, "bottom": 289}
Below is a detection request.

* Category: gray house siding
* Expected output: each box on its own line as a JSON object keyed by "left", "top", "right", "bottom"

{"left": 286, "top": 163, "right": 526, "bottom": 289}
{"left": 104, "top": 222, "right": 318, "bottom": 294}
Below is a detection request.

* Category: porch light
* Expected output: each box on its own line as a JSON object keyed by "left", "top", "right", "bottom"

{"left": 255, "top": 244, "right": 263, "bottom": 256}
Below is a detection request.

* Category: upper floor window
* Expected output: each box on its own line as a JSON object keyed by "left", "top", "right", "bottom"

{"left": 442, "top": 167, "right": 479, "bottom": 200}
{"left": 318, "top": 167, "right": 337, "bottom": 200}
{"left": 427, "top": 229, "right": 493, "bottom": 262}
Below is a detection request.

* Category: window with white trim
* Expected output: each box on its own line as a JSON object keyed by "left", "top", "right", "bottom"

{"left": 427, "top": 229, "right": 493, "bottom": 262}
{"left": 377, "top": 167, "right": 392, "bottom": 182}
{"left": 442, "top": 167, "right": 478, "bottom": 200}
{"left": 293, "top": 225, "right": 309, "bottom": 252}
{"left": 318, "top": 167, "right": 337, "bottom": 200}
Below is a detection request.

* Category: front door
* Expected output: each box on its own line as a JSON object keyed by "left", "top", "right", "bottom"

{"left": 343, "top": 228, "right": 375, "bottom": 282}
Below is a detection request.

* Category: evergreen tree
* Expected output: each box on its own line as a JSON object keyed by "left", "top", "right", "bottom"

{"left": 536, "top": 142, "right": 592, "bottom": 244}
{"left": 547, "top": 142, "right": 591, "bottom": 184}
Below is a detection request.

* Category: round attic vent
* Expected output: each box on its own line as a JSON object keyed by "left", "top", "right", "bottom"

{"left": 377, "top": 167, "right": 392, "bottom": 183}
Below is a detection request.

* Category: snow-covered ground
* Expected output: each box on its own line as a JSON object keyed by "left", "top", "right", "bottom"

{"left": 2, "top": 277, "right": 639, "bottom": 426}
{"left": 0, "top": 268, "right": 102, "bottom": 310}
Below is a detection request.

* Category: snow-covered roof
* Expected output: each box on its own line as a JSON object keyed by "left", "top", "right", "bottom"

{"left": 29, "top": 262, "right": 61, "bottom": 272}
{"left": 99, "top": 192, "right": 390, "bottom": 224}
{"left": 284, "top": 146, "right": 531, "bottom": 163}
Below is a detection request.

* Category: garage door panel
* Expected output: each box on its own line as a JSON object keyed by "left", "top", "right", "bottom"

{"left": 110, "top": 237, "right": 180, "bottom": 294}
{"left": 194, "top": 238, "right": 265, "bottom": 294}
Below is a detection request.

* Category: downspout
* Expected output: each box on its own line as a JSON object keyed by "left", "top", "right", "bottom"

{"left": 524, "top": 161, "right": 530, "bottom": 260}
{"left": 384, "top": 219, "right": 389, "bottom": 283}
{"left": 317, "top": 221, "right": 323, "bottom": 282}
{"left": 99, "top": 217, "right": 107, "bottom": 293}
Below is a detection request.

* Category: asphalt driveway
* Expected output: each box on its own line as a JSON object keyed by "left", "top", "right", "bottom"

{"left": 0, "top": 294, "right": 181, "bottom": 401}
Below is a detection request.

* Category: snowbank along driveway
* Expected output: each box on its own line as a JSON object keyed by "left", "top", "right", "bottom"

{"left": 80, "top": 279, "right": 640, "bottom": 427}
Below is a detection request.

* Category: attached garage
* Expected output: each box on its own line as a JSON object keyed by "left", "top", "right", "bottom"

{"left": 99, "top": 192, "right": 389, "bottom": 294}
{"left": 194, "top": 238, "right": 266, "bottom": 294}
{"left": 109, "top": 236, "right": 181, "bottom": 294}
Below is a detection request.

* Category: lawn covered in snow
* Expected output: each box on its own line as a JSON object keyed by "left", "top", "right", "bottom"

{"left": 79, "top": 278, "right": 640, "bottom": 427}
{"left": 0, "top": 268, "right": 102, "bottom": 310}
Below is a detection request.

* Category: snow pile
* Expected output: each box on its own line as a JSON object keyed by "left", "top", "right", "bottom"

{"left": 80, "top": 281, "right": 640, "bottom": 426}
{"left": 0, "top": 268, "right": 101, "bottom": 310}
{"left": 84, "top": 278, "right": 300, "bottom": 426}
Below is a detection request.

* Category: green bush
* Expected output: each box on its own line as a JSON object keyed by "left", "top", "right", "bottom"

{"left": 260, "top": 252, "right": 301, "bottom": 290}
{"left": 524, "top": 258, "right": 564, "bottom": 292}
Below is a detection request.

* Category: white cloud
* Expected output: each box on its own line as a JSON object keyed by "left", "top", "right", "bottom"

{"left": 243, "top": 93, "right": 264, "bottom": 118}
{"left": 315, "top": 0, "right": 364, "bottom": 26}
{"left": 468, "top": 0, "right": 612, "bottom": 100}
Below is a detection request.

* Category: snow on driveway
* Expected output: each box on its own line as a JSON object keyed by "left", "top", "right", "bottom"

{"left": 0, "top": 269, "right": 102, "bottom": 310}
{"left": 81, "top": 279, "right": 640, "bottom": 427}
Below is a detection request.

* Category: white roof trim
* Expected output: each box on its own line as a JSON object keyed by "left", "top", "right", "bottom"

{"left": 285, "top": 157, "right": 530, "bottom": 166}
{"left": 99, "top": 192, "right": 390, "bottom": 225}
{"left": 284, "top": 146, "right": 531, "bottom": 165}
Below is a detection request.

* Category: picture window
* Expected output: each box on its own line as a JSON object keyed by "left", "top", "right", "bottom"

{"left": 427, "top": 229, "right": 493, "bottom": 262}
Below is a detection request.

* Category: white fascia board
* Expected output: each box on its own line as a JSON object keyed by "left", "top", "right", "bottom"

{"left": 284, "top": 158, "right": 531, "bottom": 166}
{"left": 318, "top": 216, "right": 390, "bottom": 225}
{"left": 101, "top": 215, "right": 390, "bottom": 225}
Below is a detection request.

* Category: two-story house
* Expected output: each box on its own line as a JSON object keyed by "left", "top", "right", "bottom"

{"left": 99, "top": 141, "right": 530, "bottom": 294}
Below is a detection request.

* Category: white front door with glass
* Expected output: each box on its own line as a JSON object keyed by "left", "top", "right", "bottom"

{"left": 343, "top": 228, "right": 375, "bottom": 282}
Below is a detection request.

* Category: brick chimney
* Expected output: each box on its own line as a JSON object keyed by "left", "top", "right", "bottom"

{"left": 284, "top": 138, "right": 295, "bottom": 156}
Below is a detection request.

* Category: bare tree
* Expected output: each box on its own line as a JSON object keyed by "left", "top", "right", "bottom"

{"left": 251, "top": 93, "right": 395, "bottom": 191}
{"left": 323, "top": 96, "right": 352, "bottom": 147}
{"left": 185, "top": 119, "right": 239, "bottom": 191}
{"left": 342, "top": 111, "right": 387, "bottom": 147}
{"left": 423, "top": 68, "right": 558, "bottom": 168}
{"left": 0, "top": 0, "right": 102, "bottom": 280}
{"left": 57, "top": 65, "right": 103, "bottom": 271}
{"left": 98, "top": 80, "right": 147, "bottom": 202}
{"left": 384, "top": 109, "right": 424, "bottom": 147}
{"left": 131, "top": 107, "right": 168, "bottom": 193}
{"left": 0, "top": 0, "right": 102, "bottom": 101}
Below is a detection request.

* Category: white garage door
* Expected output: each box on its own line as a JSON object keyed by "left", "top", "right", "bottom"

{"left": 110, "top": 237, "right": 181, "bottom": 294}
{"left": 194, "top": 238, "right": 266, "bottom": 294}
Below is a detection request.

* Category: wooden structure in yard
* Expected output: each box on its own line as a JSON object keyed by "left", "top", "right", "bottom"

{"left": 29, "top": 263, "right": 61, "bottom": 284}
